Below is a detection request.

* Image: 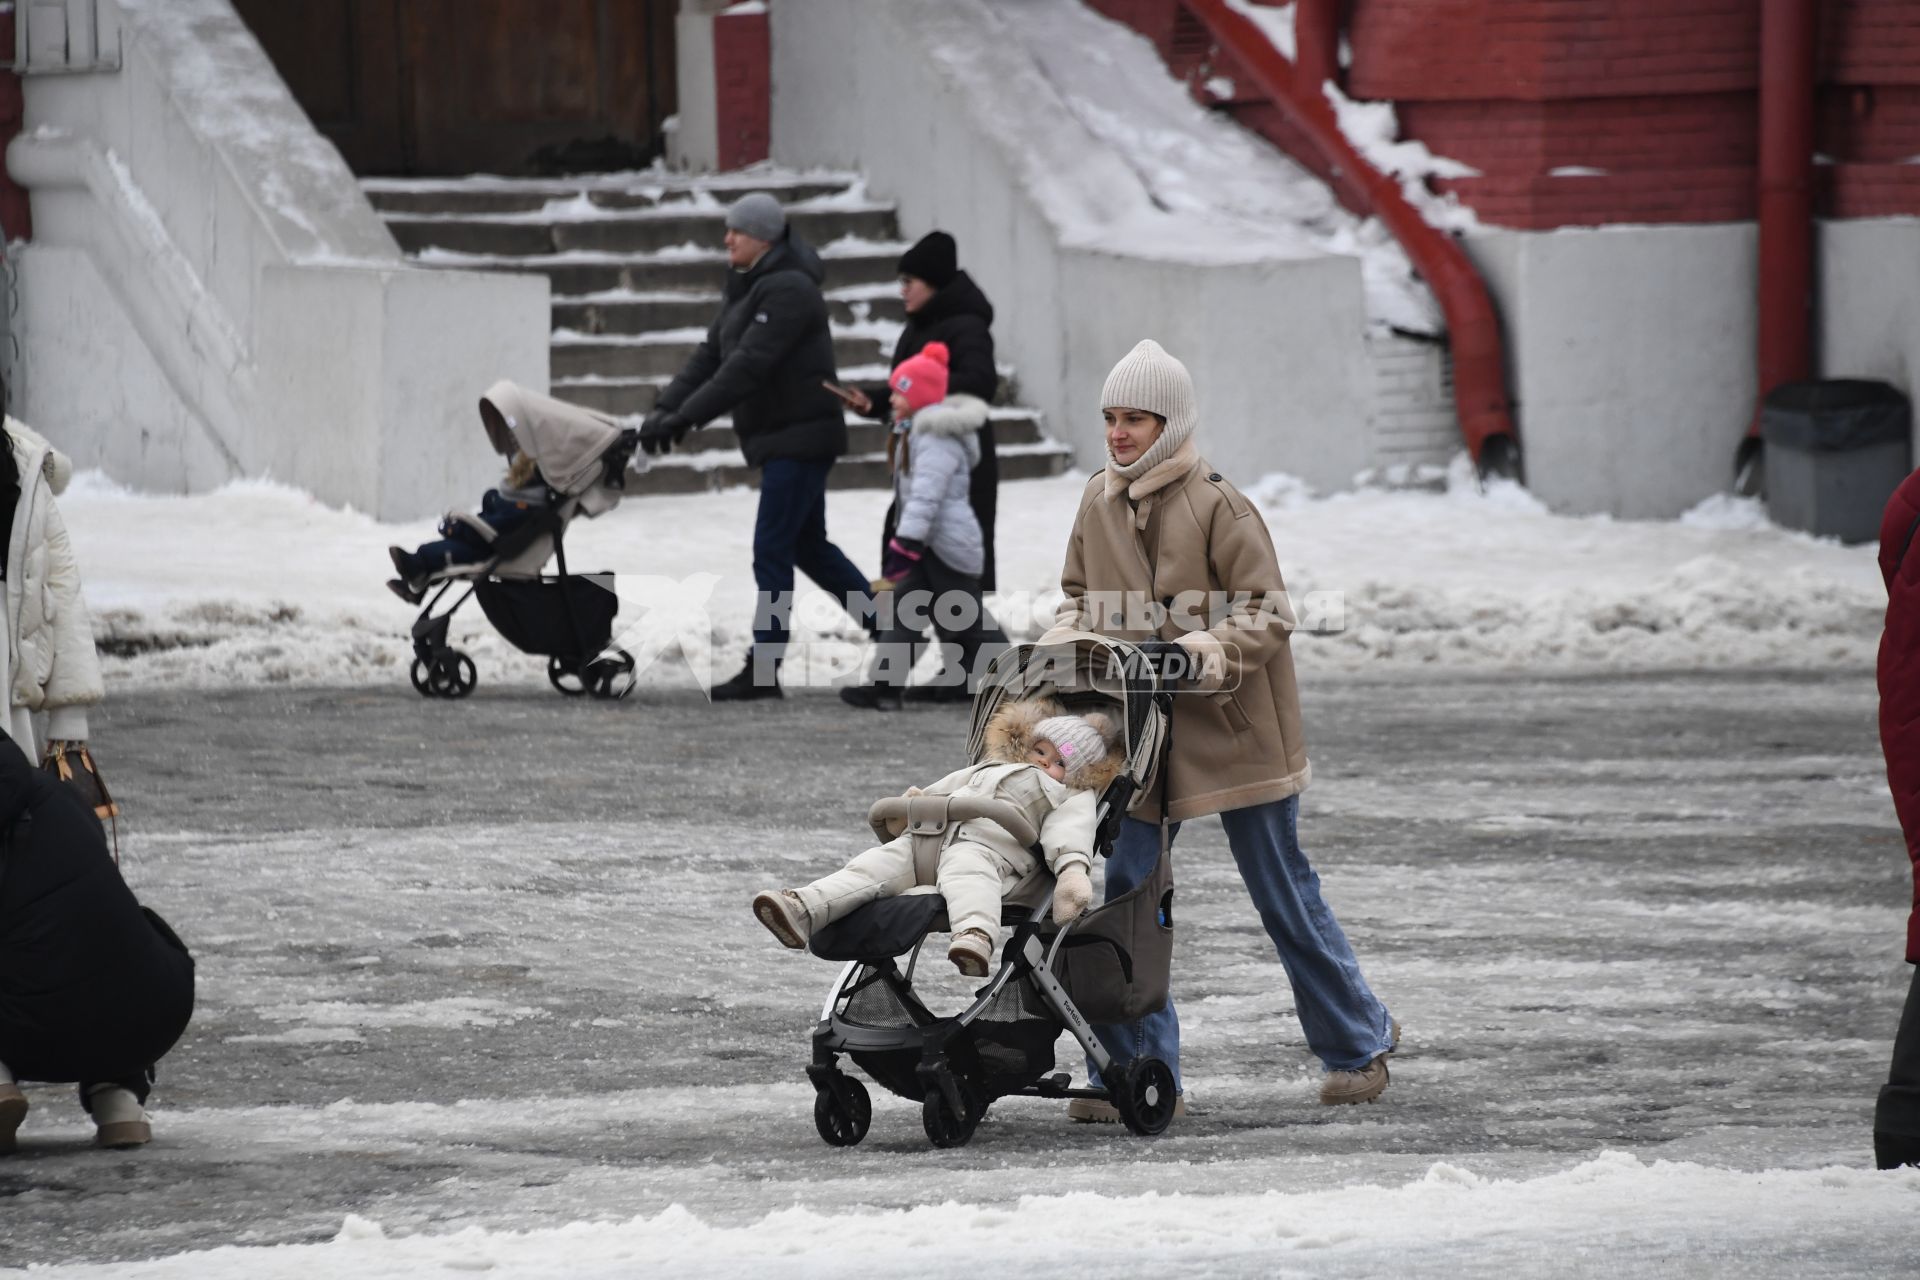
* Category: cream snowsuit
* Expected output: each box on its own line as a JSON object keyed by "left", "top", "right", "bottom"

{"left": 794, "top": 760, "right": 1099, "bottom": 946}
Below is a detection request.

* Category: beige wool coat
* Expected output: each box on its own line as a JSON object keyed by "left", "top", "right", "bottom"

{"left": 1043, "top": 439, "right": 1310, "bottom": 822}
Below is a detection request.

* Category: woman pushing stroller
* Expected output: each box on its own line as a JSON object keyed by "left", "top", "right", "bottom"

{"left": 1046, "top": 339, "right": 1399, "bottom": 1119}
{"left": 752, "top": 700, "right": 1120, "bottom": 974}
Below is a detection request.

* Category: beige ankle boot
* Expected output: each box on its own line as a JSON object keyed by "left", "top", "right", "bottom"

{"left": 0, "top": 1081, "right": 26, "bottom": 1155}
{"left": 87, "top": 1085, "right": 152, "bottom": 1149}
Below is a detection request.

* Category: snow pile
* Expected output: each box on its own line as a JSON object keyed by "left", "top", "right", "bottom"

{"left": 968, "top": 0, "right": 1440, "bottom": 333}
{"left": 28, "top": 1153, "right": 1920, "bottom": 1278}
{"left": 60, "top": 465, "right": 1884, "bottom": 692}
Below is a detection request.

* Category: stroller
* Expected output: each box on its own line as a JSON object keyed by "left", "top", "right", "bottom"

{"left": 804, "top": 632, "right": 1178, "bottom": 1148}
{"left": 401, "top": 381, "right": 642, "bottom": 701}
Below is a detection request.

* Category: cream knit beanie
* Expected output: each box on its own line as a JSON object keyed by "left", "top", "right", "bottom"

{"left": 1101, "top": 339, "right": 1197, "bottom": 480}
{"left": 1034, "top": 714, "right": 1110, "bottom": 783}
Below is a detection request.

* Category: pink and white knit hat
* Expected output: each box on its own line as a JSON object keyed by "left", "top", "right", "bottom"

{"left": 1034, "top": 714, "right": 1110, "bottom": 781}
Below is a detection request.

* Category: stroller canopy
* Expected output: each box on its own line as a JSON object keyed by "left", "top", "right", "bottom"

{"left": 480, "top": 380, "right": 626, "bottom": 497}
{"left": 968, "top": 631, "right": 1168, "bottom": 803}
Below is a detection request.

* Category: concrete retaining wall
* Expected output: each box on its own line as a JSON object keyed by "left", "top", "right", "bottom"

{"left": 6, "top": 0, "right": 549, "bottom": 519}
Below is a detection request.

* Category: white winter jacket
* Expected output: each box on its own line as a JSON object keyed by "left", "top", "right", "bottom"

{"left": 913, "top": 759, "right": 1100, "bottom": 877}
{"left": 4, "top": 418, "right": 103, "bottom": 755}
{"left": 891, "top": 394, "right": 987, "bottom": 576}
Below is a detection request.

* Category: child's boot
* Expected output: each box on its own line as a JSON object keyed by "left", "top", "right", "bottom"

{"left": 85, "top": 1084, "right": 152, "bottom": 1149}
{"left": 752, "top": 889, "right": 815, "bottom": 950}
{"left": 0, "top": 1061, "right": 26, "bottom": 1155}
{"left": 948, "top": 927, "right": 994, "bottom": 977}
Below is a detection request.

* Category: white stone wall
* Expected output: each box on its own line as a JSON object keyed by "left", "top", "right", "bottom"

{"left": 768, "top": 0, "right": 1373, "bottom": 494}
{"left": 6, "top": 0, "right": 550, "bottom": 520}
{"left": 1461, "top": 219, "right": 1920, "bottom": 519}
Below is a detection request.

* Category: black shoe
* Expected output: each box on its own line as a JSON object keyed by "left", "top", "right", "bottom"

{"left": 387, "top": 578, "right": 425, "bottom": 606}
{"left": 1875, "top": 1129, "right": 1920, "bottom": 1170}
{"left": 710, "top": 656, "right": 783, "bottom": 702}
{"left": 839, "top": 684, "right": 903, "bottom": 711}
{"left": 903, "top": 682, "right": 970, "bottom": 704}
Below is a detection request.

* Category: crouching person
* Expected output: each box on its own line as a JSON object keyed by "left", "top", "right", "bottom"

{"left": 0, "top": 746, "right": 195, "bottom": 1152}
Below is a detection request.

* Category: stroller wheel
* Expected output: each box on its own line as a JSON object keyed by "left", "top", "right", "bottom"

{"left": 812, "top": 1075, "right": 871, "bottom": 1147}
{"left": 429, "top": 651, "right": 477, "bottom": 699}
{"left": 921, "top": 1089, "right": 977, "bottom": 1149}
{"left": 547, "top": 656, "right": 588, "bottom": 697}
{"left": 409, "top": 657, "right": 435, "bottom": 697}
{"left": 1113, "top": 1057, "right": 1178, "bottom": 1137}
{"left": 585, "top": 648, "right": 637, "bottom": 701}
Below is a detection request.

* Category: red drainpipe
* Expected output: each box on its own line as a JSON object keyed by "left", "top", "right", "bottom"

{"left": 1293, "top": 0, "right": 1341, "bottom": 94}
{"left": 1748, "top": 0, "right": 1817, "bottom": 468}
{"left": 0, "top": 3, "right": 30, "bottom": 241}
{"left": 1183, "top": 0, "right": 1520, "bottom": 476}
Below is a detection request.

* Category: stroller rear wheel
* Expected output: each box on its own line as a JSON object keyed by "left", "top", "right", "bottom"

{"left": 812, "top": 1075, "right": 871, "bottom": 1147}
{"left": 922, "top": 1089, "right": 978, "bottom": 1149}
{"left": 585, "top": 648, "right": 637, "bottom": 700}
{"left": 1112, "top": 1057, "right": 1178, "bottom": 1137}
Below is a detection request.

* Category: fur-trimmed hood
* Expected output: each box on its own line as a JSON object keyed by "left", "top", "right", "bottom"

{"left": 982, "top": 697, "right": 1124, "bottom": 793}
{"left": 5, "top": 418, "right": 74, "bottom": 495}
{"left": 909, "top": 392, "right": 989, "bottom": 440}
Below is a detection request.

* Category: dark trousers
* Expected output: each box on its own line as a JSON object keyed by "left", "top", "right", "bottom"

{"left": 752, "top": 457, "right": 874, "bottom": 659}
{"left": 867, "top": 552, "right": 1008, "bottom": 691}
{"left": 1876, "top": 961, "right": 1920, "bottom": 1167}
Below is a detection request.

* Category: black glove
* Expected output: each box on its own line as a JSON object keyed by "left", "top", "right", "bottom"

{"left": 1134, "top": 639, "right": 1192, "bottom": 685}
{"left": 603, "top": 428, "right": 641, "bottom": 488}
{"left": 638, "top": 409, "right": 690, "bottom": 456}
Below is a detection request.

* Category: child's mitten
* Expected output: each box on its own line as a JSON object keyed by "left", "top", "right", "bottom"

{"left": 1052, "top": 864, "right": 1093, "bottom": 921}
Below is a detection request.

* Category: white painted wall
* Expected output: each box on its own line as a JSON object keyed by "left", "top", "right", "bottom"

{"left": 768, "top": 0, "right": 1372, "bottom": 493}
{"left": 6, "top": 0, "right": 550, "bottom": 519}
{"left": 667, "top": 0, "right": 724, "bottom": 172}
{"left": 1460, "top": 218, "right": 1920, "bottom": 519}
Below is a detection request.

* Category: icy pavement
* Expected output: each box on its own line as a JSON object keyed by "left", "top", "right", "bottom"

{"left": 4, "top": 672, "right": 1916, "bottom": 1276}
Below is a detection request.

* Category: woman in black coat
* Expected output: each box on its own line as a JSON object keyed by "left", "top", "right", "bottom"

{"left": 0, "top": 746, "right": 194, "bottom": 1150}
{"left": 848, "top": 231, "right": 1002, "bottom": 595}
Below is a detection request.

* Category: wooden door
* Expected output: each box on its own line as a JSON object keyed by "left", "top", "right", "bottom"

{"left": 235, "top": 0, "right": 677, "bottom": 176}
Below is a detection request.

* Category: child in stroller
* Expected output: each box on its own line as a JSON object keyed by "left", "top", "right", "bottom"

{"left": 784, "top": 633, "right": 1181, "bottom": 1148}
{"left": 752, "top": 702, "right": 1120, "bottom": 975}
{"left": 392, "top": 381, "right": 644, "bottom": 701}
{"left": 387, "top": 450, "right": 549, "bottom": 602}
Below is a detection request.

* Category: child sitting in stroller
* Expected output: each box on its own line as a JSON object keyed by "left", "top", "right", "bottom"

{"left": 753, "top": 700, "right": 1121, "bottom": 975}
{"left": 386, "top": 450, "right": 549, "bottom": 603}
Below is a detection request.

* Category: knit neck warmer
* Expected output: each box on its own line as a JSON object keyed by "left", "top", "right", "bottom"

{"left": 1104, "top": 431, "right": 1199, "bottom": 502}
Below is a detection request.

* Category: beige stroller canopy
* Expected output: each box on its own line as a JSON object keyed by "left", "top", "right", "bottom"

{"left": 479, "top": 380, "right": 628, "bottom": 497}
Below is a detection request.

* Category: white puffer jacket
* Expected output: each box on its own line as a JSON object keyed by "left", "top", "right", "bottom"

{"left": 4, "top": 418, "right": 104, "bottom": 754}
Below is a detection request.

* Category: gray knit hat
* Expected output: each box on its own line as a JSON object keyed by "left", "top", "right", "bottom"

{"left": 1102, "top": 339, "right": 1196, "bottom": 438}
{"left": 725, "top": 191, "right": 787, "bottom": 243}
{"left": 1034, "top": 714, "right": 1110, "bottom": 782}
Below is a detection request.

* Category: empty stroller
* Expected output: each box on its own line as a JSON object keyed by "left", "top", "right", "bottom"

{"left": 401, "top": 381, "right": 642, "bottom": 700}
{"left": 804, "top": 632, "right": 1178, "bottom": 1147}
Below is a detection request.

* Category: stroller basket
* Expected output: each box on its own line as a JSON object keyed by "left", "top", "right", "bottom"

{"left": 475, "top": 575, "right": 617, "bottom": 659}
{"left": 843, "top": 974, "right": 1057, "bottom": 1103}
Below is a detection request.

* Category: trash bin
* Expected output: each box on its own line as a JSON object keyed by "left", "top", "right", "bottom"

{"left": 1760, "top": 379, "right": 1911, "bottom": 544}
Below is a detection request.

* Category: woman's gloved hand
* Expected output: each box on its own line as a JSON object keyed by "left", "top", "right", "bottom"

{"left": 1052, "top": 864, "right": 1093, "bottom": 922}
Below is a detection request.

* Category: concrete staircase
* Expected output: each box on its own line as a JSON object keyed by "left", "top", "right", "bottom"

{"left": 363, "top": 170, "right": 1073, "bottom": 494}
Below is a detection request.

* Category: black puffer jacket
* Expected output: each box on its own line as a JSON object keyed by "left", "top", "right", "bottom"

{"left": 656, "top": 232, "right": 848, "bottom": 467}
{"left": 0, "top": 747, "right": 194, "bottom": 1084}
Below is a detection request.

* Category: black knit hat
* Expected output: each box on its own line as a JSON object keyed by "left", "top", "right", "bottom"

{"left": 896, "top": 231, "right": 958, "bottom": 289}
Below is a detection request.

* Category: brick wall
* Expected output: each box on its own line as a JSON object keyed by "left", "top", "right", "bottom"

{"left": 713, "top": 7, "right": 770, "bottom": 172}
{"left": 1343, "top": 0, "right": 1920, "bottom": 227}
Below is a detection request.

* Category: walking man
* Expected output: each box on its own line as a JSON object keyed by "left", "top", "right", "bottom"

{"left": 640, "top": 193, "right": 873, "bottom": 701}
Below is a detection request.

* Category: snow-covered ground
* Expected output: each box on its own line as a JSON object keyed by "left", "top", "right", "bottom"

{"left": 63, "top": 462, "right": 1884, "bottom": 695}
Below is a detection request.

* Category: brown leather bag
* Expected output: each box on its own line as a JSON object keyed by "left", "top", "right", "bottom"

{"left": 42, "top": 740, "right": 122, "bottom": 860}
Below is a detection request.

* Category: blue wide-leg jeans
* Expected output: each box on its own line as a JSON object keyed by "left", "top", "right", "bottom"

{"left": 1089, "top": 794, "right": 1394, "bottom": 1090}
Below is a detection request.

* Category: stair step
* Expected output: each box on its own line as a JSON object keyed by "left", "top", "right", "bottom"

{"left": 551, "top": 332, "right": 888, "bottom": 381}
{"left": 553, "top": 287, "right": 905, "bottom": 334}
{"left": 363, "top": 172, "right": 861, "bottom": 216}
{"left": 623, "top": 443, "right": 1074, "bottom": 496}
{"left": 416, "top": 247, "right": 906, "bottom": 295}
{"left": 388, "top": 206, "right": 899, "bottom": 258}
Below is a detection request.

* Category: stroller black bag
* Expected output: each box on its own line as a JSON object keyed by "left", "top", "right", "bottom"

{"left": 1030, "top": 844, "right": 1173, "bottom": 1025}
{"left": 475, "top": 576, "right": 617, "bottom": 657}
